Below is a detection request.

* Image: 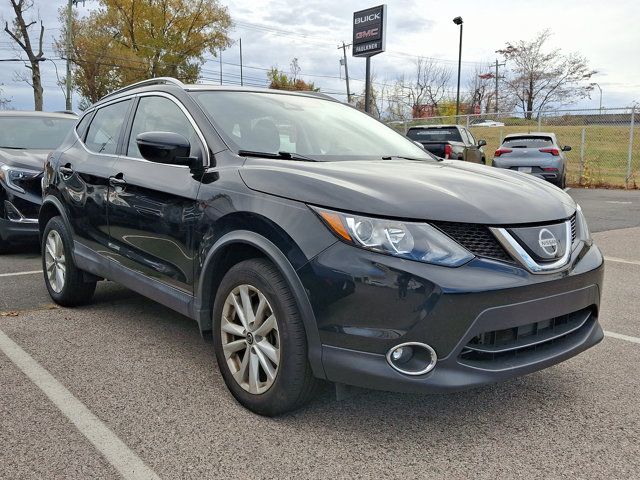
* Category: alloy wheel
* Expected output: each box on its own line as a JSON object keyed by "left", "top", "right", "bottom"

{"left": 221, "top": 284, "right": 281, "bottom": 394}
{"left": 44, "top": 230, "right": 66, "bottom": 294}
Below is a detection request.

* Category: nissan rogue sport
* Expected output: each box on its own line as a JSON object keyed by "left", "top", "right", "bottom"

{"left": 39, "top": 78, "right": 604, "bottom": 416}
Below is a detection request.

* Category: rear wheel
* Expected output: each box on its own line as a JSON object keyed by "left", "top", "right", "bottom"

{"left": 212, "top": 258, "right": 318, "bottom": 416}
{"left": 42, "top": 216, "right": 96, "bottom": 306}
{"left": 556, "top": 172, "right": 566, "bottom": 189}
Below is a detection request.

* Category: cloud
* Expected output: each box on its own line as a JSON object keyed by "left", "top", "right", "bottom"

{"left": 0, "top": 0, "right": 637, "bottom": 110}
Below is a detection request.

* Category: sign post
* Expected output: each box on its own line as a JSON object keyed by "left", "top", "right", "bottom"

{"left": 352, "top": 4, "right": 387, "bottom": 113}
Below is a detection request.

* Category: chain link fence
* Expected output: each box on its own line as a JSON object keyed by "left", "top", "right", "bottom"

{"left": 387, "top": 107, "right": 639, "bottom": 188}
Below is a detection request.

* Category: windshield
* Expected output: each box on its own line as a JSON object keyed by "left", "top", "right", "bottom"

{"left": 191, "top": 91, "right": 431, "bottom": 161}
{"left": 406, "top": 127, "right": 463, "bottom": 142}
{"left": 0, "top": 116, "right": 76, "bottom": 150}
{"left": 502, "top": 136, "right": 554, "bottom": 148}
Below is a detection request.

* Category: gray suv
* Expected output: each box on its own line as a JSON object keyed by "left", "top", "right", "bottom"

{"left": 492, "top": 133, "right": 571, "bottom": 188}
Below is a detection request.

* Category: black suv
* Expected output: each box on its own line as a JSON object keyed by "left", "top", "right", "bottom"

{"left": 40, "top": 78, "right": 604, "bottom": 415}
{"left": 0, "top": 111, "right": 77, "bottom": 251}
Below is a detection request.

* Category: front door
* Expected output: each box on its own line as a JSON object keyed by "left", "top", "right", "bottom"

{"left": 464, "top": 128, "right": 482, "bottom": 163}
{"left": 106, "top": 95, "right": 206, "bottom": 293}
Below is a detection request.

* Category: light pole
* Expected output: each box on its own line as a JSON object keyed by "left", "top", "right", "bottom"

{"left": 453, "top": 16, "right": 463, "bottom": 117}
{"left": 594, "top": 82, "right": 602, "bottom": 113}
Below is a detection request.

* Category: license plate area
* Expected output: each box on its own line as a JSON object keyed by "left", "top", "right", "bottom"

{"left": 519, "top": 167, "right": 532, "bottom": 173}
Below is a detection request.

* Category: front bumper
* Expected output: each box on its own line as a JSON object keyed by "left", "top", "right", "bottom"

{"left": 299, "top": 239, "right": 604, "bottom": 393}
{"left": 0, "top": 185, "right": 41, "bottom": 243}
{"left": 0, "top": 217, "right": 39, "bottom": 243}
{"left": 492, "top": 160, "right": 562, "bottom": 183}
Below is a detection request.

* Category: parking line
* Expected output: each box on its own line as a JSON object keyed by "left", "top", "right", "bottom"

{"left": 605, "top": 256, "right": 640, "bottom": 266}
{"left": 0, "top": 328, "right": 160, "bottom": 480}
{"left": 605, "top": 331, "right": 640, "bottom": 345}
{"left": 0, "top": 270, "right": 42, "bottom": 278}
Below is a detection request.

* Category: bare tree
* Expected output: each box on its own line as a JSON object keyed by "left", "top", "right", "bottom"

{"left": 355, "top": 71, "right": 381, "bottom": 118}
{"left": 4, "top": 0, "right": 46, "bottom": 110}
{"left": 0, "top": 85, "right": 11, "bottom": 110}
{"left": 497, "top": 29, "right": 596, "bottom": 118}
{"left": 290, "top": 58, "right": 301, "bottom": 82}
{"left": 465, "top": 63, "right": 517, "bottom": 115}
{"left": 465, "top": 64, "right": 492, "bottom": 114}
{"left": 396, "top": 58, "right": 452, "bottom": 117}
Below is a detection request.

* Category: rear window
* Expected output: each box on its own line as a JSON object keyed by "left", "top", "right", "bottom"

{"left": 502, "top": 136, "right": 553, "bottom": 148}
{"left": 407, "top": 127, "right": 462, "bottom": 142}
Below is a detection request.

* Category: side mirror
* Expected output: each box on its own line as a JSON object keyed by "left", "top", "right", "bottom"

{"left": 136, "top": 131, "right": 199, "bottom": 168}
{"left": 413, "top": 140, "right": 426, "bottom": 150}
{"left": 478, "top": 139, "right": 487, "bottom": 147}
{"left": 562, "top": 145, "right": 572, "bottom": 152}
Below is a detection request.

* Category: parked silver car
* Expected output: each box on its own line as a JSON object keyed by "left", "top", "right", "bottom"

{"left": 492, "top": 133, "right": 571, "bottom": 188}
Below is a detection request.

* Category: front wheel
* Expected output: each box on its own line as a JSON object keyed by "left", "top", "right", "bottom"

{"left": 42, "top": 216, "right": 96, "bottom": 306}
{"left": 212, "top": 258, "right": 318, "bottom": 416}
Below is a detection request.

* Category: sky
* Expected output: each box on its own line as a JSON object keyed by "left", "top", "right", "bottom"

{"left": 0, "top": 0, "right": 638, "bottom": 112}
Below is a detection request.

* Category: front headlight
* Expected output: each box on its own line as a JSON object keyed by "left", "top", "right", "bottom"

{"left": 312, "top": 207, "right": 474, "bottom": 267}
{"left": 575, "top": 204, "right": 592, "bottom": 245}
{"left": 0, "top": 163, "right": 42, "bottom": 194}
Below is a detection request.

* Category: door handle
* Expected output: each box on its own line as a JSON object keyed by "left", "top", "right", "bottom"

{"left": 59, "top": 165, "right": 73, "bottom": 176}
{"left": 109, "top": 174, "right": 126, "bottom": 187}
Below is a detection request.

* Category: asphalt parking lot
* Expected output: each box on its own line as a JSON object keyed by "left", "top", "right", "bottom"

{"left": 1, "top": 188, "right": 639, "bottom": 479}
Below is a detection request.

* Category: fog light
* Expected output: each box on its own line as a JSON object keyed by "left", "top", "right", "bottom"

{"left": 386, "top": 342, "right": 437, "bottom": 376}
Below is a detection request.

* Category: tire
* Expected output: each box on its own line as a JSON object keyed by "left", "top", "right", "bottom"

{"left": 481, "top": 157, "right": 486, "bottom": 165}
{"left": 559, "top": 173, "right": 567, "bottom": 189}
{"left": 212, "top": 258, "right": 318, "bottom": 416}
{"left": 42, "top": 216, "right": 96, "bottom": 307}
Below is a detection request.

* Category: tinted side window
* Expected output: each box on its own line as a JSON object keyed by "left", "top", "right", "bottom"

{"left": 85, "top": 100, "right": 131, "bottom": 155}
{"left": 127, "top": 96, "right": 201, "bottom": 160}
{"left": 75, "top": 111, "right": 93, "bottom": 140}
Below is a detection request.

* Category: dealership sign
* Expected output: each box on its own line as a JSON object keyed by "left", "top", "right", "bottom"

{"left": 352, "top": 4, "right": 387, "bottom": 57}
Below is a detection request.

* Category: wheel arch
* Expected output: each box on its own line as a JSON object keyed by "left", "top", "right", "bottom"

{"left": 39, "top": 195, "right": 74, "bottom": 245}
{"left": 194, "top": 229, "right": 325, "bottom": 379}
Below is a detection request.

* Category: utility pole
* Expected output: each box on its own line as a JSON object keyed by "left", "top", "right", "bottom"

{"left": 219, "top": 48, "right": 223, "bottom": 85}
{"left": 338, "top": 42, "right": 352, "bottom": 103}
{"left": 453, "top": 16, "right": 464, "bottom": 116}
{"left": 365, "top": 56, "right": 371, "bottom": 113}
{"left": 239, "top": 38, "right": 243, "bottom": 86}
{"left": 65, "top": 0, "right": 73, "bottom": 111}
{"left": 493, "top": 59, "right": 505, "bottom": 113}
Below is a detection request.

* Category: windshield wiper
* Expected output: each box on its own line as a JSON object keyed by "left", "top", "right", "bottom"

{"left": 0, "top": 146, "right": 25, "bottom": 150}
{"left": 238, "top": 150, "right": 317, "bottom": 162}
{"left": 381, "top": 155, "right": 434, "bottom": 161}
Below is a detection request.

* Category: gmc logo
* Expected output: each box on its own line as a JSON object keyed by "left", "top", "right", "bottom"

{"left": 354, "top": 12, "right": 381, "bottom": 24}
{"left": 355, "top": 28, "right": 379, "bottom": 39}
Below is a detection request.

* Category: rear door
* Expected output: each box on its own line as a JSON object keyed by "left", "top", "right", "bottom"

{"left": 59, "top": 99, "right": 132, "bottom": 252}
{"left": 106, "top": 94, "right": 207, "bottom": 293}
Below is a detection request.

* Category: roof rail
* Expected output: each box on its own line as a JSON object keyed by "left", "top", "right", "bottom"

{"left": 99, "top": 77, "right": 185, "bottom": 102}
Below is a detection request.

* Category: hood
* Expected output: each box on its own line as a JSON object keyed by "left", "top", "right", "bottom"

{"left": 0, "top": 148, "right": 49, "bottom": 171}
{"left": 239, "top": 158, "right": 576, "bottom": 225}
